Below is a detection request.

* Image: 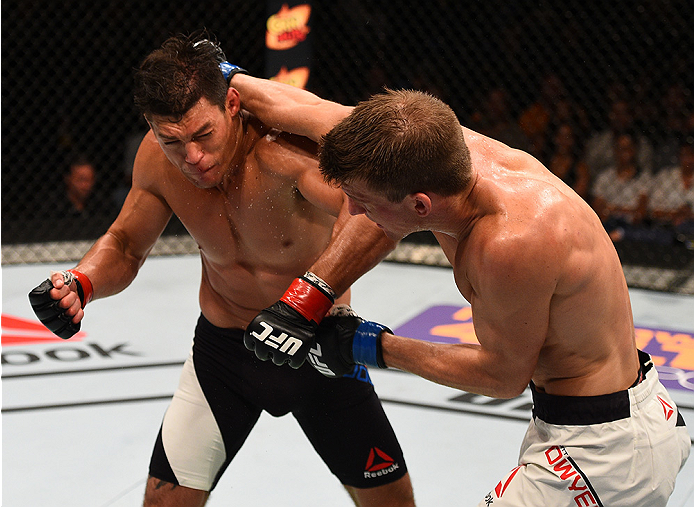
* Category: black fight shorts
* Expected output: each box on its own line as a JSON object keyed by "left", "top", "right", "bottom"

{"left": 149, "top": 314, "right": 408, "bottom": 491}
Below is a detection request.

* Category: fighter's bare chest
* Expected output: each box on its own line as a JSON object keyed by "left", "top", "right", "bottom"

{"left": 172, "top": 179, "right": 319, "bottom": 265}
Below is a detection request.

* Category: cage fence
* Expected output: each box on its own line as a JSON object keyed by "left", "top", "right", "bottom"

{"left": 2, "top": 0, "right": 693, "bottom": 293}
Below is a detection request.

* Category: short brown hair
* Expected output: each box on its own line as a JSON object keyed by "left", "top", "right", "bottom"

{"left": 133, "top": 31, "right": 228, "bottom": 121}
{"left": 319, "top": 89, "right": 472, "bottom": 202}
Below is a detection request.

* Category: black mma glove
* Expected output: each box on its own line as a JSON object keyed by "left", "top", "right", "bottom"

{"left": 28, "top": 269, "right": 93, "bottom": 340}
{"left": 244, "top": 272, "right": 335, "bottom": 368}
{"left": 307, "top": 305, "right": 391, "bottom": 378}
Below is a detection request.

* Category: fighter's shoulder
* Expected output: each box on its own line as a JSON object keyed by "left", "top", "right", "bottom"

{"left": 249, "top": 117, "right": 318, "bottom": 177}
{"left": 132, "top": 130, "right": 176, "bottom": 187}
{"left": 472, "top": 207, "right": 563, "bottom": 287}
{"left": 465, "top": 127, "right": 536, "bottom": 168}
{"left": 133, "top": 131, "right": 166, "bottom": 168}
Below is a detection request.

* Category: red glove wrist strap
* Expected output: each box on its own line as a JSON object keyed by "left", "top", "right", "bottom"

{"left": 67, "top": 269, "right": 93, "bottom": 308}
{"left": 281, "top": 278, "right": 334, "bottom": 324}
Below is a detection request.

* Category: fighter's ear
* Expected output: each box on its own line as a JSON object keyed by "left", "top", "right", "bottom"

{"left": 411, "top": 192, "right": 432, "bottom": 217}
{"left": 226, "top": 86, "right": 241, "bottom": 116}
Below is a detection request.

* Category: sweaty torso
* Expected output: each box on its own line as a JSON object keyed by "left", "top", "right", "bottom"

{"left": 436, "top": 129, "right": 639, "bottom": 397}
{"left": 141, "top": 118, "right": 341, "bottom": 328}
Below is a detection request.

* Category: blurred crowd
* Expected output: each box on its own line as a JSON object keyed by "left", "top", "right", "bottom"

{"left": 28, "top": 74, "right": 694, "bottom": 259}
{"left": 467, "top": 75, "right": 694, "bottom": 251}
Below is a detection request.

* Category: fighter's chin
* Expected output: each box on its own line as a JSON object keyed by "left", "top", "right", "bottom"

{"left": 184, "top": 166, "right": 220, "bottom": 188}
{"left": 190, "top": 179, "right": 218, "bottom": 189}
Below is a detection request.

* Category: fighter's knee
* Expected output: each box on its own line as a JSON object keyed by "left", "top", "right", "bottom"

{"left": 143, "top": 476, "right": 209, "bottom": 507}
{"left": 347, "top": 473, "right": 415, "bottom": 507}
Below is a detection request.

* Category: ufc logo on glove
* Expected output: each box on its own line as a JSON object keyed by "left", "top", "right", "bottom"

{"left": 308, "top": 343, "right": 339, "bottom": 377}
{"left": 243, "top": 272, "right": 336, "bottom": 368}
{"left": 250, "top": 321, "right": 303, "bottom": 355}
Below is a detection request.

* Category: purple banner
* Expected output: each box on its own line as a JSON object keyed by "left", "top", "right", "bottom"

{"left": 394, "top": 305, "right": 694, "bottom": 393}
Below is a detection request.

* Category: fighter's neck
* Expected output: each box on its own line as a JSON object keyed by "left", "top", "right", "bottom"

{"left": 218, "top": 113, "right": 254, "bottom": 191}
{"left": 429, "top": 171, "right": 486, "bottom": 242}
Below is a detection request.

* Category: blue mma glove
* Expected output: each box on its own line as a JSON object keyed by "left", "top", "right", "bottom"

{"left": 193, "top": 38, "right": 247, "bottom": 83}
{"left": 308, "top": 305, "right": 391, "bottom": 378}
{"left": 219, "top": 61, "right": 247, "bottom": 83}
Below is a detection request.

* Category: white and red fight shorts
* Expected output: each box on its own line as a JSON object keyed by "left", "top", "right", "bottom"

{"left": 480, "top": 351, "right": 690, "bottom": 507}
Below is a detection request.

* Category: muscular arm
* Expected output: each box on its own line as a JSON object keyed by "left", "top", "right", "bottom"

{"left": 34, "top": 136, "right": 174, "bottom": 333}
{"left": 74, "top": 191, "right": 171, "bottom": 300}
{"left": 283, "top": 135, "right": 396, "bottom": 296}
{"left": 71, "top": 136, "right": 173, "bottom": 301}
{"left": 231, "top": 73, "right": 352, "bottom": 143}
{"left": 309, "top": 203, "right": 396, "bottom": 297}
{"left": 383, "top": 235, "right": 554, "bottom": 398}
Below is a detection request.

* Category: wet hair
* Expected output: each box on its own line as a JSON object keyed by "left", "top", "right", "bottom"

{"left": 319, "top": 89, "right": 472, "bottom": 203}
{"left": 133, "top": 30, "right": 228, "bottom": 121}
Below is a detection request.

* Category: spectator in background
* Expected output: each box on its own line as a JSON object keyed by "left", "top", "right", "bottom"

{"left": 653, "top": 82, "right": 693, "bottom": 172}
{"left": 469, "top": 86, "right": 531, "bottom": 152}
{"left": 62, "top": 155, "right": 97, "bottom": 217}
{"left": 649, "top": 135, "right": 694, "bottom": 245}
{"left": 544, "top": 122, "right": 591, "bottom": 200}
{"left": 53, "top": 154, "right": 116, "bottom": 240}
{"left": 591, "top": 133, "right": 650, "bottom": 242}
{"left": 584, "top": 97, "right": 654, "bottom": 179}
{"left": 518, "top": 73, "right": 589, "bottom": 161}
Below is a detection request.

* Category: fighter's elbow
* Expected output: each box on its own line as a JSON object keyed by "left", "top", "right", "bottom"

{"left": 489, "top": 377, "right": 530, "bottom": 399}
{"left": 502, "top": 383, "right": 529, "bottom": 399}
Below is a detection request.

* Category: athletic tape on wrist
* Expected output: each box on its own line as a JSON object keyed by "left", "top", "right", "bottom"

{"left": 219, "top": 61, "right": 247, "bottom": 83}
{"left": 66, "top": 269, "right": 93, "bottom": 308}
{"left": 302, "top": 271, "right": 337, "bottom": 300}
{"left": 281, "top": 277, "right": 334, "bottom": 324}
{"left": 352, "top": 321, "right": 390, "bottom": 368}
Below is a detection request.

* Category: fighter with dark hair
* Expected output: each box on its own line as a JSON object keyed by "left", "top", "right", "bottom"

{"left": 29, "top": 32, "right": 415, "bottom": 507}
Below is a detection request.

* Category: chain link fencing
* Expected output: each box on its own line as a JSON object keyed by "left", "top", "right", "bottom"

{"left": 2, "top": 1, "right": 693, "bottom": 293}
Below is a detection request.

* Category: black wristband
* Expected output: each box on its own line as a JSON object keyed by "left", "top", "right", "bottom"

{"left": 73, "top": 278, "right": 85, "bottom": 307}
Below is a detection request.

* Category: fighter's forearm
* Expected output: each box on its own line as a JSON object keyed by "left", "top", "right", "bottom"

{"left": 308, "top": 211, "right": 396, "bottom": 297}
{"left": 72, "top": 228, "right": 150, "bottom": 302}
{"left": 380, "top": 334, "right": 527, "bottom": 399}
{"left": 231, "top": 73, "right": 352, "bottom": 143}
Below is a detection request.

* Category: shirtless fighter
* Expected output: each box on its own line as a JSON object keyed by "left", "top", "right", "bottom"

{"left": 229, "top": 76, "right": 691, "bottom": 507}
{"left": 28, "top": 33, "right": 415, "bottom": 507}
